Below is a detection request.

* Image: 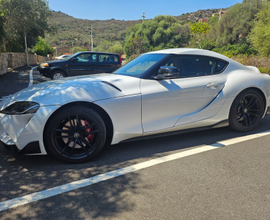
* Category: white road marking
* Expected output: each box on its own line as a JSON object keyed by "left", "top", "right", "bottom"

{"left": 1, "top": 129, "right": 270, "bottom": 212}
{"left": 28, "top": 66, "right": 37, "bottom": 87}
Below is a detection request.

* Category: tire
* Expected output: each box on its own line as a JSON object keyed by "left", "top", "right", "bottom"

{"left": 229, "top": 89, "right": 264, "bottom": 132}
{"left": 44, "top": 105, "right": 106, "bottom": 163}
{"left": 51, "top": 70, "right": 66, "bottom": 80}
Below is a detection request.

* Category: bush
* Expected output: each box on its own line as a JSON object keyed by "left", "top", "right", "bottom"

{"left": 70, "top": 46, "right": 87, "bottom": 54}
{"left": 109, "top": 44, "right": 124, "bottom": 55}
{"left": 232, "top": 55, "right": 270, "bottom": 74}
{"left": 34, "top": 36, "right": 54, "bottom": 56}
{"left": 212, "top": 42, "right": 257, "bottom": 57}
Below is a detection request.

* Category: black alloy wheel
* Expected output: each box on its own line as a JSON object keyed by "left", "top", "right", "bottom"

{"left": 44, "top": 106, "right": 106, "bottom": 163}
{"left": 229, "top": 89, "right": 264, "bottom": 132}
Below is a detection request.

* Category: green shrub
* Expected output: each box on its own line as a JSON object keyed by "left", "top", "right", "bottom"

{"left": 34, "top": 36, "right": 54, "bottom": 56}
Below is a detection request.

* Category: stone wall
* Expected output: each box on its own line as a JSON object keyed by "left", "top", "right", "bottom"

{"left": 0, "top": 53, "right": 8, "bottom": 76}
{"left": 0, "top": 53, "right": 51, "bottom": 75}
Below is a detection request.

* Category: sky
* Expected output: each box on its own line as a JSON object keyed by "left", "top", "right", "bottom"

{"left": 48, "top": 0, "right": 243, "bottom": 21}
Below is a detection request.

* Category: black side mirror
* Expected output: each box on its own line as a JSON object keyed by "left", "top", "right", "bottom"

{"left": 71, "top": 58, "right": 78, "bottom": 63}
{"left": 153, "top": 66, "right": 179, "bottom": 80}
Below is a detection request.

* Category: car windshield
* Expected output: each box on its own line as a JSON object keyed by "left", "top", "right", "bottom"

{"left": 66, "top": 52, "right": 81, "bottom": 60}
{"left": 114, "top": 54, "right": 166, "bottom": 78}
{"left": 62, "top": 56, "right": 70, "bottom": 60}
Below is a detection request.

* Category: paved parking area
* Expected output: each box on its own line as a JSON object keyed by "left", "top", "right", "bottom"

{"left": 0, "top": 66, "right": 49, "bottom": 100}
{"left": 1, "top": 119, "right": 270, "bottom": 219}
{"left": 1, "top": 66, "right": 270, "bottom": 219}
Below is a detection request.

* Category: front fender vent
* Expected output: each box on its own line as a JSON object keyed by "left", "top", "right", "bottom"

{"left": 101, "top": 81, "right": 122, "bottom": 92}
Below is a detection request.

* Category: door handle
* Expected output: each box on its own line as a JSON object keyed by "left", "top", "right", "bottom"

{"left": 207, "top": 82, "right": 219, "bottom": 89}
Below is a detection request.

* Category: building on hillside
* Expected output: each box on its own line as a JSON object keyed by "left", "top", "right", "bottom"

{"left": 199, "top": 18, "right": 207, "bottom": 23}
{"left": 212, "top": 9, "right": 226, "bottom": 19}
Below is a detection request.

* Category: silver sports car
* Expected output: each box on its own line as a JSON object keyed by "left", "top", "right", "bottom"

{"left": 1, "top": 48, "right": 270, "bottom": 163}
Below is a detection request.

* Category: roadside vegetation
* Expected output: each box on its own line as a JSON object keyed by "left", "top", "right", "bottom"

{"left": 0, "top": 0, "right": 270, "bottom": 72}
{"left": 0, "top": 0, "right": 53, "bottom": 56}
{"left": 123, "top": 0, "right": 270, "bottom": 73}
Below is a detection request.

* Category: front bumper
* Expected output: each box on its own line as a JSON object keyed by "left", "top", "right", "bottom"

{"left": 0, "top": 140, "right": 41, "bottom": 154}
{"left": 0, "top": 105, "right": 59, "bottom": 155}
{"left": 37, "top": 66, "right": 51, "bottom": 77}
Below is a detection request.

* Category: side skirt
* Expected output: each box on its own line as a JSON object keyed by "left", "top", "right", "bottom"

{"left": 120, "top": 120, "right": 229, "bottom": 143}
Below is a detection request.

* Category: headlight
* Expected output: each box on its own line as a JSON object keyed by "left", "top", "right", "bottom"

{"left": 0, "top": 102, "right": 40, "bottom": 115}
{"left": 40, "top": 63, "right": 49, "bottom": 67}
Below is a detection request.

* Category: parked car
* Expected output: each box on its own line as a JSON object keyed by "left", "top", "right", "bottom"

{"left": 1, "top": 48, "right": 270, "bottom": 163}
{"left": 54, "top": 54, "right": 71, "bottom": 60}
{"left": 38, "top": 51, "right": 122, "bottom": 79}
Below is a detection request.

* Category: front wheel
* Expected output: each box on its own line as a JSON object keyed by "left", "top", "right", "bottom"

{"left": 51, "top": 70, "right": 66, "bottom": 80}
{"left": 44, "top": 106, "right": 106, "bottom": 163}
{"left": 229, "top": 89, "right": 264, "bottom": 132}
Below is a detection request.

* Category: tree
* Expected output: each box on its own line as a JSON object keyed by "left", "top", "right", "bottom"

{"left": 0, "top": 0, "right": 51, "bottom": 52}
{"left": 216, "top": 0, "right": 262, "bottom": 46}
{"left": 190, "top": 22, "right": 211, "bottom": 35}
{"left": 69, "top": 46, "right": 87, "bottom": 54}
{"left": 248, "top": 1, "right": 270, "bottom": 57}
{"left": 109, "top": 44, "right": 124, "bottom": 55}
{"left": 0, "top": 5, "right": 5, "bottom": 47}
{"left": 95, "top": 40, "right": 114, "bottom": 52}
{"left": 34, "top": 36, "right": 54, "bottom": 56}
{"left": 207, "top": 14, "right": 219, "bottom": 26}
{"left": 124, "top": 15, "right": 190, "bottom": 58}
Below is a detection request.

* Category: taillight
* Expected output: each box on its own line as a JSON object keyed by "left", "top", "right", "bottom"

{"left": 54, "top": 58, "right": 57, "bottom": 60}
{"left": 118, "top": 54, "right": 122, "bottom": 66}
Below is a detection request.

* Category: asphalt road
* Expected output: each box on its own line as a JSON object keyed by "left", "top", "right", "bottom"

{"left": 0, "top": 70, "right": 270, "bottom": 219}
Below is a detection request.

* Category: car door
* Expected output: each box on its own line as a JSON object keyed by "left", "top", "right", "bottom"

{"left": 141, "top": 55, "right": 227, "bottom": 133}
{"left": 95, "top": 54, "right": 119, "bottom": 73}
{"left": 68, "top": 53, "right": 97, "bottom": 76}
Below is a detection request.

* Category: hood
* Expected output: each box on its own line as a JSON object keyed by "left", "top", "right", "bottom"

{"left": 41, "top": 60, "right": 65, "bottom": 65}
{"left": 7, "top": 74, "right": 141, "bottom": 106}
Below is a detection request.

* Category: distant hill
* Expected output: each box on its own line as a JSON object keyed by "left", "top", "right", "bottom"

{"left": 45, "top": 11, "right": 139, "bottom": 49}
{"left": 176, "top": 9, "right": 222, "bottom": 22}
{"left": 45, "top": 8, "right": 225, "bottom": 52}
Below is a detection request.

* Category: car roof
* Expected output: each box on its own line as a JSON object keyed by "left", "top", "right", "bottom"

{"left": 78, "top": 51, "right": 119, "bottom": 55}
{"left": 146, "top": 48, "right": 231, "bottom": 62}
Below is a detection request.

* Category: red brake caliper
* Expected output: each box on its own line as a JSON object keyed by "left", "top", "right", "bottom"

{"left": 83, "top": 120, "right": 94, "bottom": 143}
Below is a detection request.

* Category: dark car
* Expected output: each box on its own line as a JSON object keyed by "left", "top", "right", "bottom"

{"left": 38, "top": 51, "right": 122, "bottom": 79}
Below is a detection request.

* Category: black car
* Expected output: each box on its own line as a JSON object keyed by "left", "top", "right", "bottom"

{"left": 38, "top": 51, "right": 122, "bottom": 79}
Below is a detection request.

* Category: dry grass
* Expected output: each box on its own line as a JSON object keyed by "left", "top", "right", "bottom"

{"left": 232, "top": 55, "right": 270, "bottom": 74}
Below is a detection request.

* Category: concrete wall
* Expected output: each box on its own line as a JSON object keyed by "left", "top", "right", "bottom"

{"left": 0, "top": 53, "right": 51, "bottom": 75}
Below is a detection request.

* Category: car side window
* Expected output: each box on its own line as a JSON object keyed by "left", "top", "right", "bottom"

{"left": 163, "top": 56, "right": 228, "bottom": 78}
{"left": 98, "top": 55, "right": 119, "bottom": 63}
{"left": 216, "top": 60, "right": 227, "bottom": 73}
{"left": 76, "top": 53, "right": 97, "bottom": 62}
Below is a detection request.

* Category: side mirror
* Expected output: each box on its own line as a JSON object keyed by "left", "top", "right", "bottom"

{"left": 71, "top": 58, "right": 78, "bottom": 63}
{"left": 153, "top": 66, "right": 179, "bottom": 80}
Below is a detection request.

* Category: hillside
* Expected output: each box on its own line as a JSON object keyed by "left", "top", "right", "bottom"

{"left": 176, "top": 9, "right": 221, "bottom": 22}
{"left": 45, "top": 8, "right": 225, "bottom": 51}
{"left": 45, "top": 11, "right": 139, "bottom": 48}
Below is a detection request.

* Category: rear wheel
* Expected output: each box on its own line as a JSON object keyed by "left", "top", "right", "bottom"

{"left": 44, "top": 106, "right": 106, "bottom": 163}
{"left": 229, "top": 89, "right": 264, "bottom": 132}
{"left": 51, "top": 70, "right": 66, "bottom": 80}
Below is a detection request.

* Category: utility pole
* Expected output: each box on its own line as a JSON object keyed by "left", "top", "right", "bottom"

{"left": 24, "top": 31, "right": 29, "bottom": 66}
{"left": 55, "top": 47, "right": 57, "bottom": 57}
{"left": 219, "top": 8, "right": 222, "bottom": 21}
{"left": 72, "top": 41, "right": 74, "bottom": 54}
{"left": 91, "top": 24, "right": 93, "bottom": 51}
{"left": 142, "top": 11, "right": 146, "bottom": 22}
